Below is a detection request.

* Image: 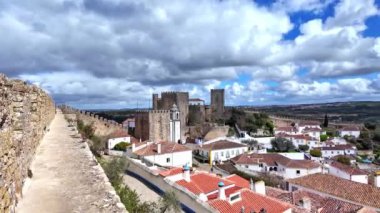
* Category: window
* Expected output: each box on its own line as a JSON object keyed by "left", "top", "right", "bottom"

{"left": 259, "top": 163, "right": 263, "bottom": 168}
{"left": 236, "top": 150, "right": 240, "bottom": 155}
{"left": 221, "top": 151, "right": 224, "bottom": 157}
{"left": 296, "top": 170, "right": 300, "bottom": 175}
{"left": 245, "top": 165, "right": 249, "bottom": 168}
{"left": 226, "top": 151, "right": 230, "bottom": 158}
{"left": 232, "top": 150, "right": 235, "bottom": 155}
{"left": 166, "top": 158, "right": 170, "bottom": 163}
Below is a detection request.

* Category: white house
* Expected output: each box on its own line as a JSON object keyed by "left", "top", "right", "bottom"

{"left": 107, "top": 130, "right": 135, "bottom": 149}
{"left": 132, "top": 142, "right": 192, "bottom": 167}
{"left": 338, "top": 126, "right": 361, "bottom": 138}
{"left": 319, "top": 144, "right": 357, "bottom": 158}
{"left": 328, "top": 161, "right": 368, "bottom": 184}
{"left": 197, "top": 140, "right": 248, "bottom": 163}
{"left": 296, "top": 121, "right": 321, "bottom": 133}
{"left": 274, "top": 126, "right": 298, "bottom": 135}
{"left": 276, "top": 133, "right": 320, "bottom": 150}
{"left": 231, "top": 153, "right": 321, "bottom": 179}
{"left": 302, "top": 127, "right": 322, "bottom": 140}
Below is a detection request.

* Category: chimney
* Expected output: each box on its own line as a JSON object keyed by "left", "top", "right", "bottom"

{"left": 250, "top": 178, "right": 254, "bottom": 191}
{"left": 240, "top": 206, "right": 245, "bottom": 213}
{"left": 157, "top": 143, "right": 161, "bottom": 154}
{"left": 183, "top": 164, "right": 191, "bottom": 182}
{"left": 375, "top": 172, "right": 380, "bottom": 188}
{"left": 218, "top": 181, "right": 226, "bottom": 200}
{"left": 132, "top": 143, "right": 136, "bottom": 152}
{"left": 253, "top": 180, "right": 266, "bottom": 195}
{"left": 301, "top": 197, "right": 311, "bottom": 211}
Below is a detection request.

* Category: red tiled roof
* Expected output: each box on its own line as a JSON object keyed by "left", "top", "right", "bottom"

{"left": 275, "top": 127, "right": 297, "bottom": 132}
{"left": 303, "top": 127, "right": 322, "bottom": 132}
{"left": 330, "top": 161, "right": 368, "bottom": 175}
{"left": 134, "top": 142, "right": 191, "bottom": 156}
{"left": 319, "top": 144, "right": 356, "bottom": 151}
{"left": 200, "top": 140, "right": 247, "bottom": 151}
{"left": 159, "top": 167, "right": 184, "bottom": 177}
{"left": 289, "top": 134, "right": 313, "bottom": 140}
{"left": 176, "top": 173, "right": 234, "bottom": 195}
{"left": 208, "top": 189, "right": 292, "bottom": 213}
{"left": 109, "top": 129, "right": 130, "bottom": 138}
{"left": 225, "top": 174, "right": 250, "bottom": 189}
{"left": 232, "top": 153, "right": 320, "bottom": 169}
{"left": 340, "top": 126, "right": 360, "bottom": 131}
{"left": 266, "top": 187, "right": 365, "bottom": 213}
{"left": 207, "top": 186, "right": 242, "bottom": 200}
{"left": 288, "top": 174, "right": 380, "bottom": 208}
{"left": 299, "top": 121, "right": 320, "bottom": 126}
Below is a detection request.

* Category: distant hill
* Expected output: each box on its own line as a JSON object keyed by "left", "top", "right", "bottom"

{"left": 246, "top": 101, "right": 380, "bottom": 124}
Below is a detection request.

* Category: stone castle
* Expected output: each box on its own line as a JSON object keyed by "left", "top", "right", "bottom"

{"left": 135, "top": 89, "right": 225, "bottom": 142}
{"left": 0, "top": 74, "right": 55, "bottom": 212}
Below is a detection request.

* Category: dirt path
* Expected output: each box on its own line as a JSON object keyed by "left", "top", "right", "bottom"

{"left": 16, "top": 111, "right": 125, "bottom": 213}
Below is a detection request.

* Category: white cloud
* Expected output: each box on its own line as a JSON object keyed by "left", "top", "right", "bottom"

{"left": 274, "top": 0, "right": 334, "bottom": 13}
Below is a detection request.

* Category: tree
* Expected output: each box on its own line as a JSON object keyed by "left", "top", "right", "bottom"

{"left": 298, "top": 145, "right": 309, "bottom": 152}
{"left": 323, "top": 114, "right": 329, "bottom": 127}
{"left": 320, "top": 134, "right": 328, "bottom": 142}
{"left": 310, "top": 149, "right": 322, "bottom": 157}
{"left": 103, "top": 157, "right": 128, "bottom": 187}
{"left": 114, "top": 142, "right": 130, "bottom": 151}
{"left": 159, "top": 191, "right": 181, "bottom": 213}
{"left": 242, "top": 139, "right": 258, "bottom": 151}
{"left": 270, "top": 138, "right": 295, "bottom": 152}
{"left": 336, "top": 156, "right": 351, "bottom": 165}
{"left": 364, "top": 122, "right": 377, "bottom": 130}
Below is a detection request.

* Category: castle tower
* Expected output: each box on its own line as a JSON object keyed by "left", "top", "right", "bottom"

{"left": 152, "top": 94, "right": 159, "bottom": 110}
{"left": 211, "top": 89, "right": 225, "bottom": 118}
{"left": 170, "top": 104, "right": 181, "bottom": 143}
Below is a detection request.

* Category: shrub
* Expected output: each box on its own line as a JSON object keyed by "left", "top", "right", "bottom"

{"left": 337, "top": 155, "right": 351, "bottom": 165}
{"left": 320, "top": 134, "right": 328, "bottom": 142}
{"left": 114, "top": 142, "right": 130, "bottom": 151}
{"left": 298, "top": 145, "right": 309, "bottom": 152}
{"left": 310, "top": 149, "right": 322, "bottom": 157}
{"left": 271, "top": 137, "right": 295, "bottom": 152}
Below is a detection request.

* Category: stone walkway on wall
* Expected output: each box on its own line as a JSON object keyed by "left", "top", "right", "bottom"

{"left": 16, "top": 110, "right": 126, "bottom": 213}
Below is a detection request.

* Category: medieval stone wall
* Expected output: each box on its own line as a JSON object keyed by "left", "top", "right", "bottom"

{"left": 134, "top": 110, "right": 171, "bottom": 142}
{"left": 149, "top": 111, "right": 170, "bottom": 142}
{"left": 153, "top": 92, "right": 189, "bottom": 140}
{"left": 60, "top": 105, "right": 123, "bottom": 137}
{"left": 134, "top": 111, "right": 150, "bottom": 141}
{"left": 0, "top": 74, "right": 55, "bottom": 213}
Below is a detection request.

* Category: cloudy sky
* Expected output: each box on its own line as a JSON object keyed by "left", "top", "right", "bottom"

{"left": 1, "top": 0, "right": 380, "bottom": 109}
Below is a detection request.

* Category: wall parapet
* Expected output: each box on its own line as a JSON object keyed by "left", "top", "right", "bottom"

{"left": 0, "top": 74, "right": 55, "bottom": 212}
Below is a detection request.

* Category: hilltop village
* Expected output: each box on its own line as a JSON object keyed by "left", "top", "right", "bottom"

{"left": 61, "top": 89, "right": 380, "bottom": 213}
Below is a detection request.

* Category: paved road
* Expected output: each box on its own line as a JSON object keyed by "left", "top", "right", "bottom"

{"left": 123, "top": 173, "right": 161, "bottom": 203}
{"left": 16, "top": 110, "right": 125, "bottom": 213}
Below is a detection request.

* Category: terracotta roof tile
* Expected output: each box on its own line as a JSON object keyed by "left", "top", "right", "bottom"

{"left": 176, "top": 173, "right": 234, "bottom": 195}
{"left": 134, "top": 142, "right": 191, "bottom": 156}
{"left": 330, "top": 161, "right": 368, "bottom": 175}
{"left": 288, "top": 174, "right": 380, "bottom": 209}
{"left": 340, "top": 126, "right": 360, "bottom": 131}
{"left": 208, "top": 189, "right": 292, "bottom": 213}
{"left": 200, "top": 140, "right": 247, "bottom": 151}
{"left": 319, "top": 144, "right": 356, "bottom": 151}
{"left": 225, "top": 174, "right": 250, "bottom": 189}
{"left": 232, "top": 153, "right": 320, "bottom": 169}
{"left": 266, "top": 187, "right": 365, "bottom": 213}
{"left": 159, "top": 167, "right": 184, "bottom": 177}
